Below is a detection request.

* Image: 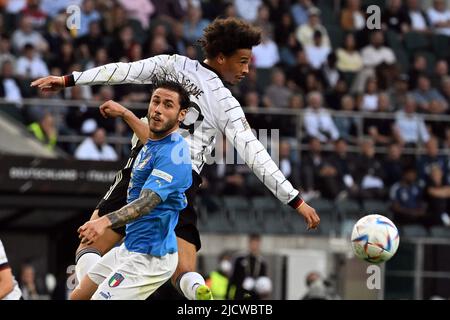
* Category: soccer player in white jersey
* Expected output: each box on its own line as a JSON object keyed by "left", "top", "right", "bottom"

{"left": 0, "top": 239, "right": 22, "bottom": 300}
{"left": 71, "top": 80, "right": 192, "bottom": 300}
{"left": 32, "top": 17, "right": 320, "bottom": 300}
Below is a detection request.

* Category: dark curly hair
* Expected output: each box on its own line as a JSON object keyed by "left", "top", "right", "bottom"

{"left": 198, "top": 18, "right": 261, "bottom": 59}
{"left": 151, "top": 77, "right": 190, "bottom": 110}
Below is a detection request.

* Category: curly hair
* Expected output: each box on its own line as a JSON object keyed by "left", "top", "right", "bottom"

{"left": 198, "top": 18, "right": 261, "bottom": 59}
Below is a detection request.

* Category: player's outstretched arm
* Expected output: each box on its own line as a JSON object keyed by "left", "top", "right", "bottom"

{"left": 99, "top": 100, "right": 149, "bottom": 144}
{"left": 31, "top": 55, "right": 173, "bottom": 92}
{"left": 219, "top": 102, "right": 320, "bottom": 229}
{"left": 78, "top": 189, "right": 161, "bottom": 245}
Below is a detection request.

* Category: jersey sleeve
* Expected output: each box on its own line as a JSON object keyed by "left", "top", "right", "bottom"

{"left": 0, "top": 240, "right": 9, "bottom": 270}
{"left": 142, "top": 142, "right": 192, "bottom": 202}
{"left": 70, "top": 55, "right": 175, "bottom": 86}
{"left": 216, "top": 95, "right": 302, "bottom": 207}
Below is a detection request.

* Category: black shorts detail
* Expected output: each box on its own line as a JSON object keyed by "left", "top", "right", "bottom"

{"left": 175, "top": 171, "right": 202, "bottom": 251}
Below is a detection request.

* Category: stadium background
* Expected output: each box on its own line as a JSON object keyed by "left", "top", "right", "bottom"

{"left": 1, "top": 0, "right": 450, "bottom": 300}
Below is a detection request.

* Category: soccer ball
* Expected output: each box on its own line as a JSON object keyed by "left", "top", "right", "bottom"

{"left": 351, "top": 214, "right": 400, "bottom": 264}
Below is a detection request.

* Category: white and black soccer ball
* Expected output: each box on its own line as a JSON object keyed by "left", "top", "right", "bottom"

{"left": 351, "top": 214, "right": 400, "bottom": 264}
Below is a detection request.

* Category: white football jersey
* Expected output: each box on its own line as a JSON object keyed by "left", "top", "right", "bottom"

{"left": 72, "top": 54, "right": 300, "bottom": 204}
{"left": 0, "top": 240, "right": 22, "bottom": 300}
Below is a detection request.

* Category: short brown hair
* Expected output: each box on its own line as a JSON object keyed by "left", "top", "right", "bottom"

{"left": 198, "top": 18, "right": 261, "bottom": 59}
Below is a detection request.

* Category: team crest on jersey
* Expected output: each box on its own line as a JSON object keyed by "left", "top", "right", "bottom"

{"left": 137, "top": 154, "right": 152, "bottom": 169}
{"left": 108, "top": 273, "right": 124, "bottom": 287}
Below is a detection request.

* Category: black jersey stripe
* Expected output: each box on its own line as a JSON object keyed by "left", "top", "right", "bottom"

{"left": 75, "top": 71, "right": 84, "bottom": 83}
{"left": 219, "top": 96, "right": 233, "bottom": 102}
{"left": 106, "top": 67, "right": 118, "bottom": 84}
{"left": 212, "top": 86, "right": 225, "bottom": 92}
{"left": 90, "top": 69, "right": 101, "bottom": 83}
{"left": 121, "top": 64, "right": 132, "bottom": 82}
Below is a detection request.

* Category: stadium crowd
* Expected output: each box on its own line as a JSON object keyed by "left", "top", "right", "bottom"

{"left": 1, "top": 0, "right": 450, "bottom": 233}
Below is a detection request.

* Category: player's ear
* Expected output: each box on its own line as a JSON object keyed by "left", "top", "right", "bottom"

{"left": 217, "top": 53, "right": 225, "bottom": 65}
{"left": 178, "top": 108, "right": 187, "bottom": 122}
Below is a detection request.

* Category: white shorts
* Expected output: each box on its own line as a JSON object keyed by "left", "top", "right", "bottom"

{"left": 88, "top": 243, "right": 178, "bottom": 300}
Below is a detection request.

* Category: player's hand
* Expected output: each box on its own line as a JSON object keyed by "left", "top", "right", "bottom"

{"left": 296, "top": 202, "right": 320, "bottom": 230}
{"left": 99, "top": 100, "right": 128, "bottom": 119}
{"left": 30, "top": 76, "right": 65, "bottom": 92}
{"left": 78, "top": 217, "right": 111, "bottom": 245}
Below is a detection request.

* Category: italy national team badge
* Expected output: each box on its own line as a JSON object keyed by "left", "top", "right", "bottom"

{"left": 108, "top": 273, "right": 124, "bottom": 287}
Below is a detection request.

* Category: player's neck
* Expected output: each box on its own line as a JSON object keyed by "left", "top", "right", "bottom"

{"left": 148, "top": 126, "right": 178, "bottom": 141}
{"left": 203, "top": 59, "right": 223, "bottom": 78}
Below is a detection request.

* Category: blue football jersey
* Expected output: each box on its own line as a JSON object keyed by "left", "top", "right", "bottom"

{"left": 124, "top": 132, "right": 192, "bottom": 256}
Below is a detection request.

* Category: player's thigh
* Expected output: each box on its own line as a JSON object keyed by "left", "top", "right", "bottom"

{"left": 92, "top": 250, "right": 178, "bottom": 300}
{"left": 171, "top": 237, "right": 197, "bottom": 284}
{"left": 76, "top": 209, "right": 123, "bottom": 255}
{"left": 70, "top": 274, "right": 98, "bottom": 300}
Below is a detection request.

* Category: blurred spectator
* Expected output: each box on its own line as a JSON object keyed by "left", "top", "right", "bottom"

{"left": 279, "top": 140, "right": 301, "bottom": 188}
{"left": 44, "top": 13, "right": 72, "bottom": 59}
{"left": 263, "top": 68, "right": 292, "bottom": 108}
{"left": 417, "top": 136, "right": 448, "bottom": 186}
{"left": 291, "top": 0, "right": 313, "bottom": 26}
{"left": 334, "top": 94, "right": 357, "bottom": 142}
{"left": 75, "top": 20, "right": 106, "bottom": 58}
{"left": 251, "top": 30, "right": 279, "bottom": 69}
{"left": 393, "top": 94, "right": 430, "bottom": 146}
{"left": 11, "top": 15, "right": 49, "bottom": 54}
{"left": 15, "top": 43, "right": 49, "bottom": 79}
{"left": 109, "top": 25, "right": 137, "bottom": 61}
{"left": 425, "top": 165, "right": 450, "bottom": 227}
{"left": 234, "top": 0, "right": 262, "bottom": 23}
{"left": 253, "top": 3, "right": 272, "bottom": 36}
{"left": 0, "top": 34, "right": 16, "bottom": 68}
{"left": 304, "top": 30, "right": 330, "bottom": 70}
{"left": 206, "top": 251, "right": 233, "bottom": 300}
{"left": 0, "top": 60, "right": 23, "bottom": 103}
{"left": 326, "top": 78, "right": 349, "bottom": 110}
{"left": 427, "top": 0, "right": 450, "bottom": 37}
{"left": 287, "top": 50, "right": 313, "bottom": 91}
{"left": 153, "top": 0, "right": 187, "bottom": 23}
{"left": 336, "top": 33, "right": 363, "bottom": 73}
{"left": 19, "top": 263, "right": 49, "bottom": 300}
{"left": 183, "top": 4, "right": 210, "bottom": 45}
{"left": 301, "top": 271, "right": 340, "bottom": 300}
{"left": 408, "top": 54, "right": 428, "bottom": 89}
{"left": 432, "top": 59, "right": 448, "bottom": 89}
{"left": 364, "top": 93, "right": 395, "bottom": 146}
{"left": 353, "top": 138, "right": 386, "bottom": 201}
{"left": 361, "top": 31, "right": 396, "bottom": 69}
{"left": 117, "top": 0, "right": 155, "bottom": 30}
{"left": 28, "top": 112, "right": 57, "bottom": 150}
{"left": 359, "top": 77, "right": 380, "bottom": 111}
{"left": 21, "top": 0, "right": 48, "bottom": 31}
{"left": 329, "top": 138, "right": 358, "bottom": 197}
{"left": 403, "top": 0, "right": 431, "bottom": 33}
{"left": 53, "top": 41, "right": 76, "bottom": 75}
{"left": 412, "top": 74, "right": 448, "bottom": 114}
{"left": 227, "top": 233, "right": 268, "bottom": 300}
{"left": 382, "top": 0, "right": 410, "bottom": 33}
{"left": 5, "top": 0, "right": 26, "bottom": 13}
{"left": 274, "top": 12, "right": 297, "bottom": 47}
{"left": 74, "top": 127, "right": 118, "bottom": 161}
{"left": 388, "top": 74, "right": 410, "bottom": 110}
{"left": 321, "top": 52, "right": 340, "bottom": 89}
{"left": 296, "top": 6, "right": 331, "bottom": 49}
{"left": 340, "top": 0, "right": 366, "bottom": 32}
{"left": 301, "top": 137, "right": 342, "bottom": 200}
{"left": 390, "top": 166, "right": 427, "bottom": 226}
{"left": 77, "top": 0, "right": 101, "bottom": 38}
{"left": 303, "top": 91, "right": 339, "bottom": 143}
{"left": 383, "top": 143, "right": 405, "bottom": 188}
{"left": 278, "top": 32, "right": 302, "bottom": 67}
{"left": 169, "top": 22, "right": 188, "bottom": 56}
{"left": 440, "top": 76, "right": 450, "bottom": 107}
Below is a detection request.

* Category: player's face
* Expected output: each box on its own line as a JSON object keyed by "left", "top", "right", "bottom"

{"left": 148, "top": 88, "right": 186, "bottom": 138}
{"left": 219, "top": 49, "right": 252, "bottom": 85}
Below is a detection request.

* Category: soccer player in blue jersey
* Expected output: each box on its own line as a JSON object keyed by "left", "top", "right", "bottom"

{"left": 70, "top": 80, "right": 192, "bottom": 300}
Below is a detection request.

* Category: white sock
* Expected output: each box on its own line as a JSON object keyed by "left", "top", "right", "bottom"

{"left": 75, "top": 252, "right": 101, "bottom": 283}
{"left": 178, "top": 272, "right": 206, "bottom": 300}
